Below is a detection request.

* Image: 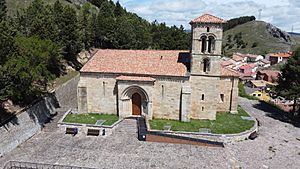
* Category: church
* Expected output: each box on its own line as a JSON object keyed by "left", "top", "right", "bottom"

{"left": 77, "top": 14, "right": 239, "bottom": 122}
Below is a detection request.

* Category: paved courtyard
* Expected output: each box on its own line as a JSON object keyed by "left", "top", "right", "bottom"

{"left": 0, "top": 98, "right": 299, "bottom": 169}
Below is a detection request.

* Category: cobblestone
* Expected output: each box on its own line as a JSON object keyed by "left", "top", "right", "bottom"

{"left": 0, "top": 97, "right": 299, "bottom": 168}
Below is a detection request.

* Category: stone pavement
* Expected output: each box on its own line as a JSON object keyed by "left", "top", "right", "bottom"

{"left": 0, "top": 98, "right": 299, "bottom": 169}
{"left": 0, "top": 116, "right": 229, "bottom": 169}
{"left": 225, "top": 97, "right": 300, "bottom": 169}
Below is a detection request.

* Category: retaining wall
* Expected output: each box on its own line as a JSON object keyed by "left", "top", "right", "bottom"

{"left": 0, "top": 74, "right": 80, "bottom": 157}
{"left": 0, "top": 97, "right": 57, "bottom": 157}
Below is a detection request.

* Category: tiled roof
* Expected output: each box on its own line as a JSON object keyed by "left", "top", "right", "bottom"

{"left": 258, "top": 70, "right": 280, "bottom": 77}
{"left": 116, "top": 76, "right": 156, "bottom": 82}
{"left": 261, "top": 59, "right": 271, "bottom": 64}
{"left": 81, "top": 49, "right": 188, "bottom": 77}
{"left": 240, "top": 64, "right": 256, "bottom": 69}
{"left": 232, "top": 54, "right": 244, "bottom": 62}
{"left": 221, "top": 67, "right": 240, "bottom": 77}
{"left": 190, "top": 14, "right": 226, "bottom": 24}
{"left": 220, "top": 59, "right": 234, "bottom": 67}
{"left": 269, "top": 52, "right": 292, "bottom": 58}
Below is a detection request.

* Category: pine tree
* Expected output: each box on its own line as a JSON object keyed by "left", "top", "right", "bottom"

{"left": 114, "top": 1, "right": 124, "bottom": 17}
{"left": 60, "top": 5, "right": 81, "bottom": 61}
{"left": 0, "top": 0, "right": 7, "bottom": 22}
{"left": 276, "top": 47, "right": 300, "bottom": 117}
{"left": 79, "top": 3, "right": 94, "bottom": 50}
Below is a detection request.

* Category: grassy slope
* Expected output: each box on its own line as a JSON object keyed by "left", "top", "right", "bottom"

{"left": 6, "top": 0, "right": 84, "bottom": 16}
{"left": 223, "top": 21, "right": 293, "bottom": 56}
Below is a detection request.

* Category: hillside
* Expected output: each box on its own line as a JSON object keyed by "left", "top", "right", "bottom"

{"left": 223, "top": 21, "right": 300, "bottom": 56}
{"left": 6, "top": 0, "right": 88, "bottom": 16}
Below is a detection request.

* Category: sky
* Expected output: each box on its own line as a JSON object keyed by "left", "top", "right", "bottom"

{"left": 113, "top": 0, "right": 300, "bottom": 32}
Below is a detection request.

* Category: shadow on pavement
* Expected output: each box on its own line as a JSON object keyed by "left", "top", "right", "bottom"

{"left": 253, "top": 101, "right": 300, "bottom": 128}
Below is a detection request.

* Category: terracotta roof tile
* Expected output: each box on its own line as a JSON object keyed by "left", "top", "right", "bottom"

{"left": 190, "top": 14, "right": 226, "bottom": 24}
{"left": 221, "top": 59, "right": 235, "bottom": 67}
{"left": 81, "top": 49, "right": 188, "bottom": 77}
{"left": 221, "top": 67, "right": 240, "bottom": 77}
{"left": 116, "top": 76, "right": 155, "bottom": 82}
{"left": 240, "top": 64, "right": 256, "bottom": 69}
{"left": 270, "top": 52, "right": 292, "bottom": 58}
{"left": 232, "top": 54, "right": 244, "bottom": 62}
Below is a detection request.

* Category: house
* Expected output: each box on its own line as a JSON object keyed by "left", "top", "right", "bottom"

{"left": 220, "top": 59, "right": 235, "bottom": 68}
{"left": 239, "top": 64, "right": 257, "bottom": 78}
{"left": 256, "top": 70, "right": 280, "bottom": 83}
{"left": 246, "top": 54, "right": 264, "bottom": 63}
{"left": 268, "top": 52, "right": 292, "bottom": 65}
{"left": 77, "top": 14, "right": 239, "bottom": 122}
{"left": 257, "top": 59, "right": 271, "bottom": 68}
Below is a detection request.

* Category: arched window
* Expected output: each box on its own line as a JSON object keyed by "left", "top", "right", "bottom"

{"left": 203, "top": 58, "right": 210, "bottom": 72}
{"left": 201, "top": 36, "right": 207, "bottom": 53}
{"left": 208, "top": 36, "right": 215, "bottom": 53}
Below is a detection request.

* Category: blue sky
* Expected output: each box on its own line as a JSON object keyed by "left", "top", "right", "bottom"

{"left": 114, "top": 0, "right": 300, "bottom": 32}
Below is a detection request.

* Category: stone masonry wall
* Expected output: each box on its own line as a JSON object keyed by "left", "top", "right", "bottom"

{"left": 54, "top": 74, "right": 80, "bottom": 109}
{"left": 152, "top": 78, "right": 184, "bottom": 120}
{"left": 78, "top": 73, "right": 118, "bottom": 114}
{"left": 0, "top": 97, "right": 57, "bottom": 157}
{"left": 0, "top": 74, "right": 81, "bottom": 157}
{"left": 217, "top": 77, "right": 239, "bottom": 112}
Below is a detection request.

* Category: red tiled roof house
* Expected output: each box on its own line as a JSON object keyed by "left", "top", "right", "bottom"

{"left": 78, "top": 14, "right": 239, "bottom": 121}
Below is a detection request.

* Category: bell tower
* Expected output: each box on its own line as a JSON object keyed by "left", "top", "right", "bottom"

{"left": 190, "top": 14, "right": 225, "bottom": 75}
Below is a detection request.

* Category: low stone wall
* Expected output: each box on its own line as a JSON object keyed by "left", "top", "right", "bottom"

{"left": 146, "top": 119, "right": 258, "bottom": 143}
{"left": 57, "top": 110, "right": 122, "bottom": 137}
{"left": 53, "top": 74, "right": 80, "bottom": 109}
{"left": 0, "top": 97, "right": 57, "bottom": 157}
{"left": 0, "top": 74, "right": 80, "bottom": 157}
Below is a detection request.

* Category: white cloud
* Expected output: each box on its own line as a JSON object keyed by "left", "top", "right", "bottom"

{"left": 115, "top": 0, "right": 300, "bottom": 32}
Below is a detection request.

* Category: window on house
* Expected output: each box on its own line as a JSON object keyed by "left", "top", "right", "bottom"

{"left": 203, "top": 58, "right": 210, "bottom": 72}
{"left": 208, "top": 36, "right": 215, "bottom": 53}
{"left": 201, "top": 36, "right": 207, "bottom": 53}
{"left": 258, "top": 94, "right": 261, "bottom": 97}
{"left": 253, "top": 94, "right": 256, "bottom": 97}
{"left": 201, "top": 94, "right": 205, "bottom": 101}
{"left": 220, "top": 94, "right": 224, "bottom": 102}
{"left": 103, "top": 82, "right": 106, "bottom": 96}
{"left": 162, "top": 85, "right": 164, "bottom": 99}
{"left": 202, "top": 107, "right": 204, "bottom": 111}
{"left": 207, "top": 27, "right": 210, "bottom": 32}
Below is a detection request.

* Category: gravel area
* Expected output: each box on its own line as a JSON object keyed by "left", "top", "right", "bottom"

{"left": 226, "top": 97, "right": 300, "bottom": 169}
{"left": 0, "top": 97, "right": 299, "bottom": 169}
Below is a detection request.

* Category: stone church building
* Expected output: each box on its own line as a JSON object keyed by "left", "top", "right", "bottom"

{"left": 77, "top": 14, "right": 239, "bottom": 122}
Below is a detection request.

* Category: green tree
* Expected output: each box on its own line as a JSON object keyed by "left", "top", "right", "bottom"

{"left": 0, "top": 22, "right": 16, "bottom": 65}
{"left": 0, "top": 36, "right": 61, "bottom": 102}
{"left": 95, "top": 0, "right": 116, "bottom": 48}
{"left": 79, "top": 3, "right": 94, "bottom": 50}
{"left": 60, "top": 5, "right": 81, "bottom": 61}
{"left": 0, "top": 0, "right": 6, "bottom": 22}
{"left": 276, "top": 47, "right": 300, "bottom": 117}
{"left": 114, "top": 1, "right": 124, "bottom": 17}
{"left": 16, "top": 0, "right": 58, "bottom": 41}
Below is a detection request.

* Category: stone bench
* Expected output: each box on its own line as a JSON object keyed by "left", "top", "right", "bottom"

{"left": 65, "top": 127, "right": 78, "bottom": 135}
{"left": 87, "top": 129, "right": 100, "bottom": 136}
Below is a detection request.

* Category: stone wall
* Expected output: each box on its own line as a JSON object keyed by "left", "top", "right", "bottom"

{"left": 152, "top": 78, "right": 184, "bottom": 120}
{"left": 54, "top": 74, "right": 80, "bottom": 109}
{"left": 0, "top": 74, "right": 80, "bottom": 157}
{"left": 78, "top": 73, "right": 118, "bottom": 114}
{"left": 0, "top": 97, "right": 57, "bottom": 157}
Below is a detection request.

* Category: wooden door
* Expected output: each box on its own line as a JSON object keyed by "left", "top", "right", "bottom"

{"left": 132, "top": 93, "right": 142, "bottom": 116}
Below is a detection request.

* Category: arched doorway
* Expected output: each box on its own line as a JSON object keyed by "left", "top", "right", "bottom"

{"left": 132, "top": 93, "right": 142, "bottom": 115}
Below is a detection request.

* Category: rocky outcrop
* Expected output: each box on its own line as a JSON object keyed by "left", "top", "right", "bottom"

{"left": 266, "top": 23, "right": 292, "bottom": 43}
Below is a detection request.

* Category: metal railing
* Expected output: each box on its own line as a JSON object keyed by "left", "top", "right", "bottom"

{"left": 4, "top": 161, "right": 96, "bottom": 169}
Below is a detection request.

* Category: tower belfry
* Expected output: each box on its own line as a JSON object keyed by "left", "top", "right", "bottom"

{"left": 189, "top": 14, "right": 226, "bottom": 76}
